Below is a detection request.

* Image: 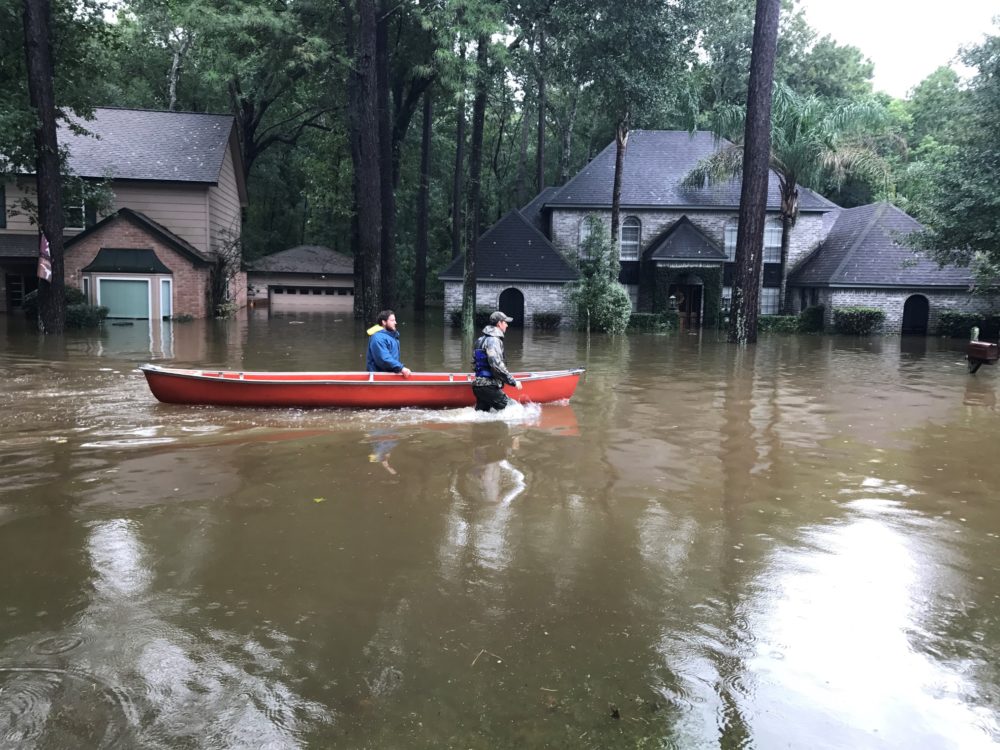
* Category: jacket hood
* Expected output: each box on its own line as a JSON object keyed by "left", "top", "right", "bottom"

{"left": 481, "top": 324, "right": 504, "bottom": 338}
{"left": 367, "top": 324, "right": 384, "bottom": 336}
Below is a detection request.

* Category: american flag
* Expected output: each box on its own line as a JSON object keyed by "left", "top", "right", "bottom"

{"left": 37, "top": 233, "right": 51, "bottom": 282}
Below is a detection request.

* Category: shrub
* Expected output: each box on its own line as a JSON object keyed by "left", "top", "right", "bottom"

{"left": 23, "top": 287, "right": 108, "bottom": 329}
{"left": 833, "top": 306, "right": 885, "bottom": 335}
{"left": 572, "top": 217, "right": 633, "bottom": 335}
{"left": 532, "top": 311, "right": 562, "bottom": 330}
{"left": 171, "top": 313, "right": 194, "bottom": 323}
{"left": 627, "top": 312, "right": 675, "bottom": 331}
{"left": 758, "top": 315, "right": 800, "bottom": 333}
{"left": 798, "top": 304, "right": 825, "bottom": 333}
{"left": 937, "top": 310, "right": 984, "bottom": 338}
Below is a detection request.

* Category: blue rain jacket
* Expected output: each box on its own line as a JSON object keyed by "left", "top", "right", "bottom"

{"left": 366, "top": 326, "right": 405, "bottom": 373}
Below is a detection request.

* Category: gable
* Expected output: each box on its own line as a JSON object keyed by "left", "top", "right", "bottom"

{"left": 644, "top": 216, "right": 727, "bottom": 262}
{"left": 439, "top": 210, "right": 578, "bottom": 282}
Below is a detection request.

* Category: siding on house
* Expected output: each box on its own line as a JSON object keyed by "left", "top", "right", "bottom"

{"left": 111, "top": 182, "right": 212, "bottom": 255}
{"left": 208, "top": 142, "right": 243, "bottom": 255}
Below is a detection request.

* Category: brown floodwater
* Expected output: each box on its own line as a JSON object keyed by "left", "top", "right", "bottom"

{"left": 0, "top": 309, "right": 998, "bottom": 749}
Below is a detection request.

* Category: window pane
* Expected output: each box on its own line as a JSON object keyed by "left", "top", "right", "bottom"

{"left": 620, "top": 218, "right": 640, "bottom": 261}
{"left": 578, "top": 218, "right": 592, "bottom": 258}
{"left": 721, "top": 286, "right": 732, "bottom": 311}
{"left": 764, "top": 220, "right": 782, "bottom": 263}
{"left": 724, "top": 221, "right": 738, "bottom": 261}
{"left": 760, "top": 287, "right": 779, "bottom": 315}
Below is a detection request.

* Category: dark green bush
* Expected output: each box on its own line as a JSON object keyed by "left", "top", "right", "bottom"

{"left": 758, "top": 315, "right": 800, "bottom": 333}
{"left": 833, "top": 306, "right": 885, "bottom": 335}
{"left": 938, "top": 310, "right": 989, "bottom": 338}
{"left": 798, "top": 304, "right": 825, "bottom": 333}
{"left": 23, "top": 287, "right": 108, "bottom": 329}
{"left": 627, "top": 312, "right": 675, "bottom": 331}
{"left": 532, "top": 312, "right": 562, "bottom": 330}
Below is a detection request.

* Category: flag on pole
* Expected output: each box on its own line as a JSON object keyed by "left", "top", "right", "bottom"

{"left": 37, "top": 233, "right": 52, "bottom": 282}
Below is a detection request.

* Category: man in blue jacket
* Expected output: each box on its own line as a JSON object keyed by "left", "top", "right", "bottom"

{"left": 366, "top": 310, "right": 412, "bottom": 377}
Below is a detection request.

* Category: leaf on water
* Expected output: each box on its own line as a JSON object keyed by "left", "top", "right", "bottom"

{"left": 313, "top": 497, "right": 326, "bottom": 503}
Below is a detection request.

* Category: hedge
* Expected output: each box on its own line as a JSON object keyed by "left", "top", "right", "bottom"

{"left": 532, "top": 312, "right": 562, "bottom": 330}
{"left": 833, "top": 306, "right": 885, "bottom": 335}
{"left": 23, "top": 288, "right": 109, "bottom": 329}
{"left": 627, "top": 312, "right": 677, "bottom": 331}
{"left": 798, "top": 304, "right": 825, "bottom": 333}
{"left": 757, "top": 315, "right": 800, "bottom": 333}
{"left": 937, "top": 310, "right": 1000, "bottom": 339}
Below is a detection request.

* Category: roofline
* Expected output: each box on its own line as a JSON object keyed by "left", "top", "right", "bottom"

{"left": 788, "top": 281, "right": 973, "bottom": 289}
{"left": 91, "top": 105, "right": 232, "bottom": 118}
{"left": 543, "top": 202, "right": 832, "bottom": 213}
{"left": 247, "top": 269, "right": 354, "bottom": 277}
{"left": 64, "top": 207, "right": 212, "bottom": 266}
{"left": 438, "top": 276, "right": 579, "bottom": 283}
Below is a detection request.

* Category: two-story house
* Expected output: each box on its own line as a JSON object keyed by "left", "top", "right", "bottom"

{"left": 441, "top": 129, "right": 992, "bottom": 334}
{"left": 1, "top": 107, "right": 248, "bottom": 318}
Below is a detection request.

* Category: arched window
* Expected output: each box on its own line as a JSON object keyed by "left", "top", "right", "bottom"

{"left": 763, "top": 219, "right": 782, "bottom": 263}
{"left": 620, "top": 216, "right": 641, "bottom": 260}
{"left": 578, "top": 216, "right": 593, "bottom": 259}
{"left": 724, "top": 219, "right": 738, "bottom": 261}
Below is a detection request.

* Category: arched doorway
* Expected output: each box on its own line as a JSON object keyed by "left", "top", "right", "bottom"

{"left": 498, "top": 287, "right": 525, "bottom": 327}
{"left": 668, "top": 273, "right": 704, "bottom": 327}
{"left": 901, "top": 295, "right": 929, "bottom": 335}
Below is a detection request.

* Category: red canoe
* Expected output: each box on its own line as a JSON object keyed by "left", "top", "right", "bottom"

{"left": 138, "top": 364, "right": 584, "bottom": 408}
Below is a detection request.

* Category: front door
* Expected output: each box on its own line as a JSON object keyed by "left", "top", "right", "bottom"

{"left": 901, "top": 295, "right": 929, "bottom": 335}
{"left": 668, "top": 283, "right": 703, "bottom": 327}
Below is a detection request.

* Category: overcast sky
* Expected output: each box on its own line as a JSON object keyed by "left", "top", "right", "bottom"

{"left": 796, "top": 0, "right": 998, "bottom": 98}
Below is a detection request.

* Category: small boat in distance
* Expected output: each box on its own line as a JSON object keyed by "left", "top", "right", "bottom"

{"left": 138, "top": 364, "right": 584, "bottom": 409}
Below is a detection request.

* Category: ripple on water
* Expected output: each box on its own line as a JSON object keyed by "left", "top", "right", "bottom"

{"left": 30, "top": 635, "right": 84, "bottom": 656}
{"left": 0, "top": 667, "right": 134, "bottom": 748}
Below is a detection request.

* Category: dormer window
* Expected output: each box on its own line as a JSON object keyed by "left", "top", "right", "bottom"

{"left": 620, "top": 216, "right": 641, "bottom": 261}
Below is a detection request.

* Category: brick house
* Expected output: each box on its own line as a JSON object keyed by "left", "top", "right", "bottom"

{"left": 0, "top": 107, "right": 248, "bottom": 318}
{"left": 443, "top": 129, "right": 989, "bottom": 333}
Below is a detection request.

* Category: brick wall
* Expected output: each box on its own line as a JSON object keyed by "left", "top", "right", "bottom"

{"left": 443, "top": 281, "right": 577, "bottom": 328}
{"left": 64, "top": 216, "right": 212, "bottom": 318}
{"left": 827, "top": 288, "right": 996, "bottom": 334}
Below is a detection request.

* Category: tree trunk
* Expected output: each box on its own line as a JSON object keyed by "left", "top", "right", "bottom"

{"left": 353, "top": 0, "right": 382, "bottom": 322}
{"left": 777, "top": 179, "right": 798, "bottom": 313}
{"left": 376, "top": 1, "right": 395, "bottom": 308}
{"left": 22, "top": 0, "right": 65, "bottom": 335}
{"left": 729, "top": 0, "right": 780, "bottom": 345}
{"left": 610, "top": 120, "right": 628, "bottom": 274}
{"left": 451, "top": 42, "right": 466, "bottom": 261}
{"left": 166, "top": 31, "right": 192, "bottom": 111}
{"left": 414, "top": 87, "right": 432, "bottom": 313}
{"left": 558, "top": 91, "right": 579, "bottom": 186}
{"left": 462, "top": 35, "right": 488, "bottom": 340}
{"left": 535, "top": 29, "right": 546, "bottom": 193}
{"left": 516, "top": 96, "right": 531, "bottom": 205}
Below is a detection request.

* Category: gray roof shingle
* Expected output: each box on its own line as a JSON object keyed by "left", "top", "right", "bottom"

{"left": 250, "top": 245, "right": 353, "bottom": 275}
{"left": 789, "top": 202, "right": 974, "bottom": 288}
{"left": 60, "top": 108, "right": 235, "bottom": 183}
{"left": 520, "top": 186, "right": 560, "bottom": 230}
{"left": 644, "top": 216, "right": 727, "bottom": 261}
{"left": 439, "top": 209, "right": 579, "bottom": 282}
{"left": 546, "top": 130, "right": 837, "bottom": 213}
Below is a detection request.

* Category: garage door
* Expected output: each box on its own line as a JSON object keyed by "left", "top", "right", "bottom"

{"left": 269, "top": 285, "right": 353, "bottom": 312}
{"left": 99, "top": 279, "right": 150, "bottom": 318}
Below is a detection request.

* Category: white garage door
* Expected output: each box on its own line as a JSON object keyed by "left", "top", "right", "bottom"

{"left": 269, "top": 285, "right": 353, "bottom": 311}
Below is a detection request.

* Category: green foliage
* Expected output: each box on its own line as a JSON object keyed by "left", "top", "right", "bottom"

{"left": 450, "top": 307, "right": 492, "bottom": 329}
{"left": 627, "top": 312, "right": 676, "bottom": 332}
{"left": 572, "top": 218, "right": 632, "bottom": 335}
{"left": 757, "top": 315, "right": 800, "bottom": 333}
{"left": 833, "top": 306, "right": 885, "bottom": 335}
{"left": 22, "top": 288, "right": 107, "bottom": 329}
{"left": 650, "top": 265, "right": 723, "bottom": 327}
{"left": 907, "top": 31, "right": 1000, "bottom": 275}
{"left": 172, "top": 313, "right": 195, "bottom": 323}
{"left": 531, "top": 312, "right": 563, "bottom": 330}
{"left": 936, "top": 310, "right": 1000, "bottom": 339}
{"left": 798, "top": 304, "right": 825, "bottom": 333}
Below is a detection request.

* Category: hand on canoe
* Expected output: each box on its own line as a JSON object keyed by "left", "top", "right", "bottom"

{"left": 400, "top": 367, "right": 412, "bottom": 378}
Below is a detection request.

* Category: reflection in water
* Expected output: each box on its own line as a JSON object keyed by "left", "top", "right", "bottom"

{"left": 1, "top": 313, "right": 999, "bottom": 748}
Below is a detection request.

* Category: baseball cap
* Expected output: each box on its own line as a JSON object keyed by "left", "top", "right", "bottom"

{"left": 489, "top": 311, "right": 514, "bottom": 324}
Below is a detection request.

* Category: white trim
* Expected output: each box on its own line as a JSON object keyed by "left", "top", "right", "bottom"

{"left": 160, "top": 278, "right": 173, "bottom": 319}
{"left": 97, "top": 276, "right": 152, "bottom": 319}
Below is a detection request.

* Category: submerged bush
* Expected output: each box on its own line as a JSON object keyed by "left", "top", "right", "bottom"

{"left": 449, "top": 307, "right": 492, "bottom": 329}
{"left": 627, "top": 312, "right": 675, "bottom": 331}
{"left": 758, "top": 315, "right": 800, "bottom": 333}
{"left": 532, "top": 311, "right": 562, "bottom": 329}
{"left": 572, "top": 217, "right": 633, "bottom": 335}
{"left": 798, "top": 305, "right": 825, "bottom": 333}
{"left": 937, "top": 310, "right": 984, "bottom": 338}
{"left": 833, "top": 306, "right": 885, "bottom": 335}
{"left": 23, "top": 287, "right": 108, "bottom": 329}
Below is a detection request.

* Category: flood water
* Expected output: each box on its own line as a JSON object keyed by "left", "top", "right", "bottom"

{"left": 1, "top": 309, "right": 998, "bottom": 749}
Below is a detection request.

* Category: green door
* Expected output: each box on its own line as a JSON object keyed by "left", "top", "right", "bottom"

{"left": 99, "top": 279, "right": 150, "bottom": 318}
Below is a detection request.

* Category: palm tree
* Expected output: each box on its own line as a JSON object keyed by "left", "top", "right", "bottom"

{"left": 684, "top": 84, "right": 888, "bottom": 312}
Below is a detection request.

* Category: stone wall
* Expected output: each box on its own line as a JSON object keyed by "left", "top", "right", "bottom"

{"left": 443, "top": 281, "right": 577, "bottom": 328}
{"left": 549, "top": 208, "right": 828, "bottom": 268}
{"left": 827, "top": 288, "right": 996, "bottom": 334}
